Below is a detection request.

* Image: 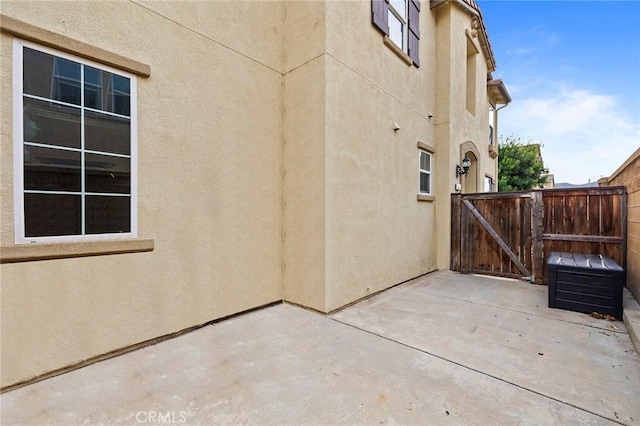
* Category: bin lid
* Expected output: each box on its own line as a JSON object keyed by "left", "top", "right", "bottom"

{"left": 547, "top": 252, "right": 623, "bottom": 272}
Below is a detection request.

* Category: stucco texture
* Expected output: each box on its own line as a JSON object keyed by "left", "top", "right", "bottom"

{"left": 325, "top": 56, "right": 438, "bottom": 309}
{"left": 432, "top": 3, "right": 497, "bottom": 267}
{"left": 1, "top": 1, "right": 284, "bottom": 387}
{"left": 1, "top": 0, "right": 502, "bottom": 387}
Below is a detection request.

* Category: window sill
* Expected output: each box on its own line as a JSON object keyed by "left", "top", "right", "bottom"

{"left": 1, "top": 239, "right": 154, "bottom": 264}
{"left": 383, "top": 36, "right": 413, "bottom": 66}
{"left": 417, "top": 194, "right": 435, "bottom": 202}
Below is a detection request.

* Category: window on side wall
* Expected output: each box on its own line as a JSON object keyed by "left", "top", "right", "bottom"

{"left": 419, "top": 150, "right": 432, "bottom": 195}
{"left": 388, "top": 0, "right": 408, "bottom": 52}
{"left": 13, "top": 40, "right": 137, "bottom": 243}
{"left": 484, "top": 175, "right": 495, "bottom": 192}
{"left": 371, "top": 0, "right": 421, "bottom": 67}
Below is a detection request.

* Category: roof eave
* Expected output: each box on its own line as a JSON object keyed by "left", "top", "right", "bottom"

{"left": 487, "top": 79, "right": 512, "bottom": 106}
{"left": 431, "top": 0, "right": 497, "bottom": 73}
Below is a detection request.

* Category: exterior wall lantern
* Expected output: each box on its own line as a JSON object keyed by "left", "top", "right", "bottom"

{"left": 456, "top": 155, "right": 471, "bottom": 177}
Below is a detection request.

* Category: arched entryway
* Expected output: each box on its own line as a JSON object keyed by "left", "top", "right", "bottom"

{"left": 462, "top": 151, "right": 478, "bottom": 193}
{"left": 460, "top": 141, "right": 480, "bottom": 194}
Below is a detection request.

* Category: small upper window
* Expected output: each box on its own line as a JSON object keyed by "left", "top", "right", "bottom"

{"left": 388, "top": 0, "right": 408, "bottom": 52}
{"left": 14, "top": 40, "right": 137, "bottom": 243}
{"left": 419, "top": 150, "right": 431, "bottom": 194}
{"left": 371, "top": 0, "right": 421, "bottom": 67}
{"left": 484, "top": 176, "right": 495, "bottom": 192}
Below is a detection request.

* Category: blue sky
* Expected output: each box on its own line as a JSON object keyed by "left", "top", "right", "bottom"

{"left": 478, "top": 0, "right": 640, "bottom": 184}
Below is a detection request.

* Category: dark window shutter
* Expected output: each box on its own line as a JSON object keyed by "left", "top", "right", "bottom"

{"left": 372, "top": 0, "right": 389, "bottom": 36}
{"left": 408, "top": 0, "right": 421, "bottom": 67}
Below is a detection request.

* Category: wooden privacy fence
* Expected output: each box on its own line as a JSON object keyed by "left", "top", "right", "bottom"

{"left": 450, "top": 187, "right": 627, "bottom": 284}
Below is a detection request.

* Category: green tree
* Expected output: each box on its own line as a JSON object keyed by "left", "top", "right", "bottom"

{"left": 498, "top": 136, "right": 549, "bottom": 191}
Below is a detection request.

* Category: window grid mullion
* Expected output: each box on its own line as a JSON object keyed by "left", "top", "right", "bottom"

{"left": 84, "top": 105, "right": 130, "bottom": 120}
{"left": 23, "top": 93, "right": 80, "bottom": 110}
{"left": 25, "top": 190, "right": 131, "bottom": 197}
{"left": 22, "top": 94, "right": 131, "bottom": 120}
{"left": 84, "top": 149, "right": 131, "bottom": 159}
{"left": 389, "top": 6, "right": 407, "bottom": 25}
{"left": 24, "top": 141, "right": 80, "bottom": 153}
{"left": 80, "top": 64, "right": 86, "bottom": 235}
{"left": 23, "top": 142, "right": 131, "bottom": 159}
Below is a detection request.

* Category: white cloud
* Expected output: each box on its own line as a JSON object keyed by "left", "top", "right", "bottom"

{"left": 499, "top": 87, "right": 640, "bottom": 184}
{"left": 528, "top": 24, "right": 560, "bottom": 46}
{"left": 506, "top": 47, "right": 534, "bottom": 55}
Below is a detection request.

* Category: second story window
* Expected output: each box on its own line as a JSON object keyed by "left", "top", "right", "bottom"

{"left": 371, "top": 0, "right": 421, "bottom": 67}
{"left": 388, "top": 0, "right": 408, "bottom": 52}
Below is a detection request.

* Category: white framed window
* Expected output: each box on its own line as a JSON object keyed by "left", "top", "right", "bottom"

{"left": 372, "top": 0, "right": 420, "bottom": 66}
{"left": 388, "top": 0, "right": 408, "bottom": 52}
{"left": 13, "top": 39, "right": 137, "bottom": 243}
{"left": 419, "top": 150, "right": 432, "bottom": 195}
{"left": 484, "top": 175, "right": 494, "bottom": 192}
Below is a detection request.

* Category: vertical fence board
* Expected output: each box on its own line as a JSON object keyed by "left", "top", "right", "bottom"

{"left": 573, "top": 194, "right": 588, "bottom": 234}
{"left": 552, "top": 195, "right": 565, "bottom": 235}
{"left": 601, "top": 194, "right": 614, "bottom": 236}
{"left": 479, "top": 199, "right": 490, "bottom": 270}
{"left": 532, "top": 191, "right": 544, "bottom": 283}
{"left": 587, "top": 194, "right": 601, "bottom": 236}
{"left": 523, "top": 197, "right": 533, "bottom": 274}
{"left": 450, "top": 194, "right": 461, "bottom": 271}
{"left": 461, "top": 195, "right": 470, "bottom": 271}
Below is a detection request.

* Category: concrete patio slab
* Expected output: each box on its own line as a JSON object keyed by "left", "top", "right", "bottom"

{"left": 1, "top": 271, "right": 638, "bottom": 425}
{"left": 332, "top": 271, "right": 640, "bottom": 425}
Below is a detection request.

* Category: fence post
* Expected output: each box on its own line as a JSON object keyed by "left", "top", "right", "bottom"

{"left": 531, "top": 190, "right": 544, "bottom": 283}
{"left": 451, "top": 194, "right": 462, "bottom": 271}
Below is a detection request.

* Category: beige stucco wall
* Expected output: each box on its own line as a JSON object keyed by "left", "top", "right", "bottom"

{"left": 445, "top": 5, "right": 494, "bottom": 191}
{"left": 0, "top": 1, "right": 284, "bottom": 387}
{"left": 601, "top": 148, "right": 640, "bottom": 302}
{"left": 322, "top": 1, "right": 438, "bottom": 311}
{"left": 285, "top": 0, "right": 498, "bottom": 310}
{"left": 1, "top": 0, "right": 502, "bottom": 386}
{"left": 432, "top": 3, "right": 497, "bottom": 268}
{"left": 267, "top": 0, "right": 496, "bottom": 312}
{"left": 282, "top": 0, "right": 439, "bottom": 312}
{"left": 282, "top": 1, "right": 327, "bottom": 311}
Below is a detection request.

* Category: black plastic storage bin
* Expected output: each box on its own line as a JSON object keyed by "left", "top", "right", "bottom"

{"left": 547, "top": 252, "right": 624, "bottom": 319}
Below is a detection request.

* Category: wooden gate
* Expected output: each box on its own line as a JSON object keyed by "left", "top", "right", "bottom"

{"left": 450, "top": 187, "right": 627, "bottom": 284}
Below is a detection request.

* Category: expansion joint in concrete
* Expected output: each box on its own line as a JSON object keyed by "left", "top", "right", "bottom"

{"left": 329, "top": 317, "right": 626, "bottom": 426}
{"left": 426, "top": 292, "right": 629, "bottom": 335}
